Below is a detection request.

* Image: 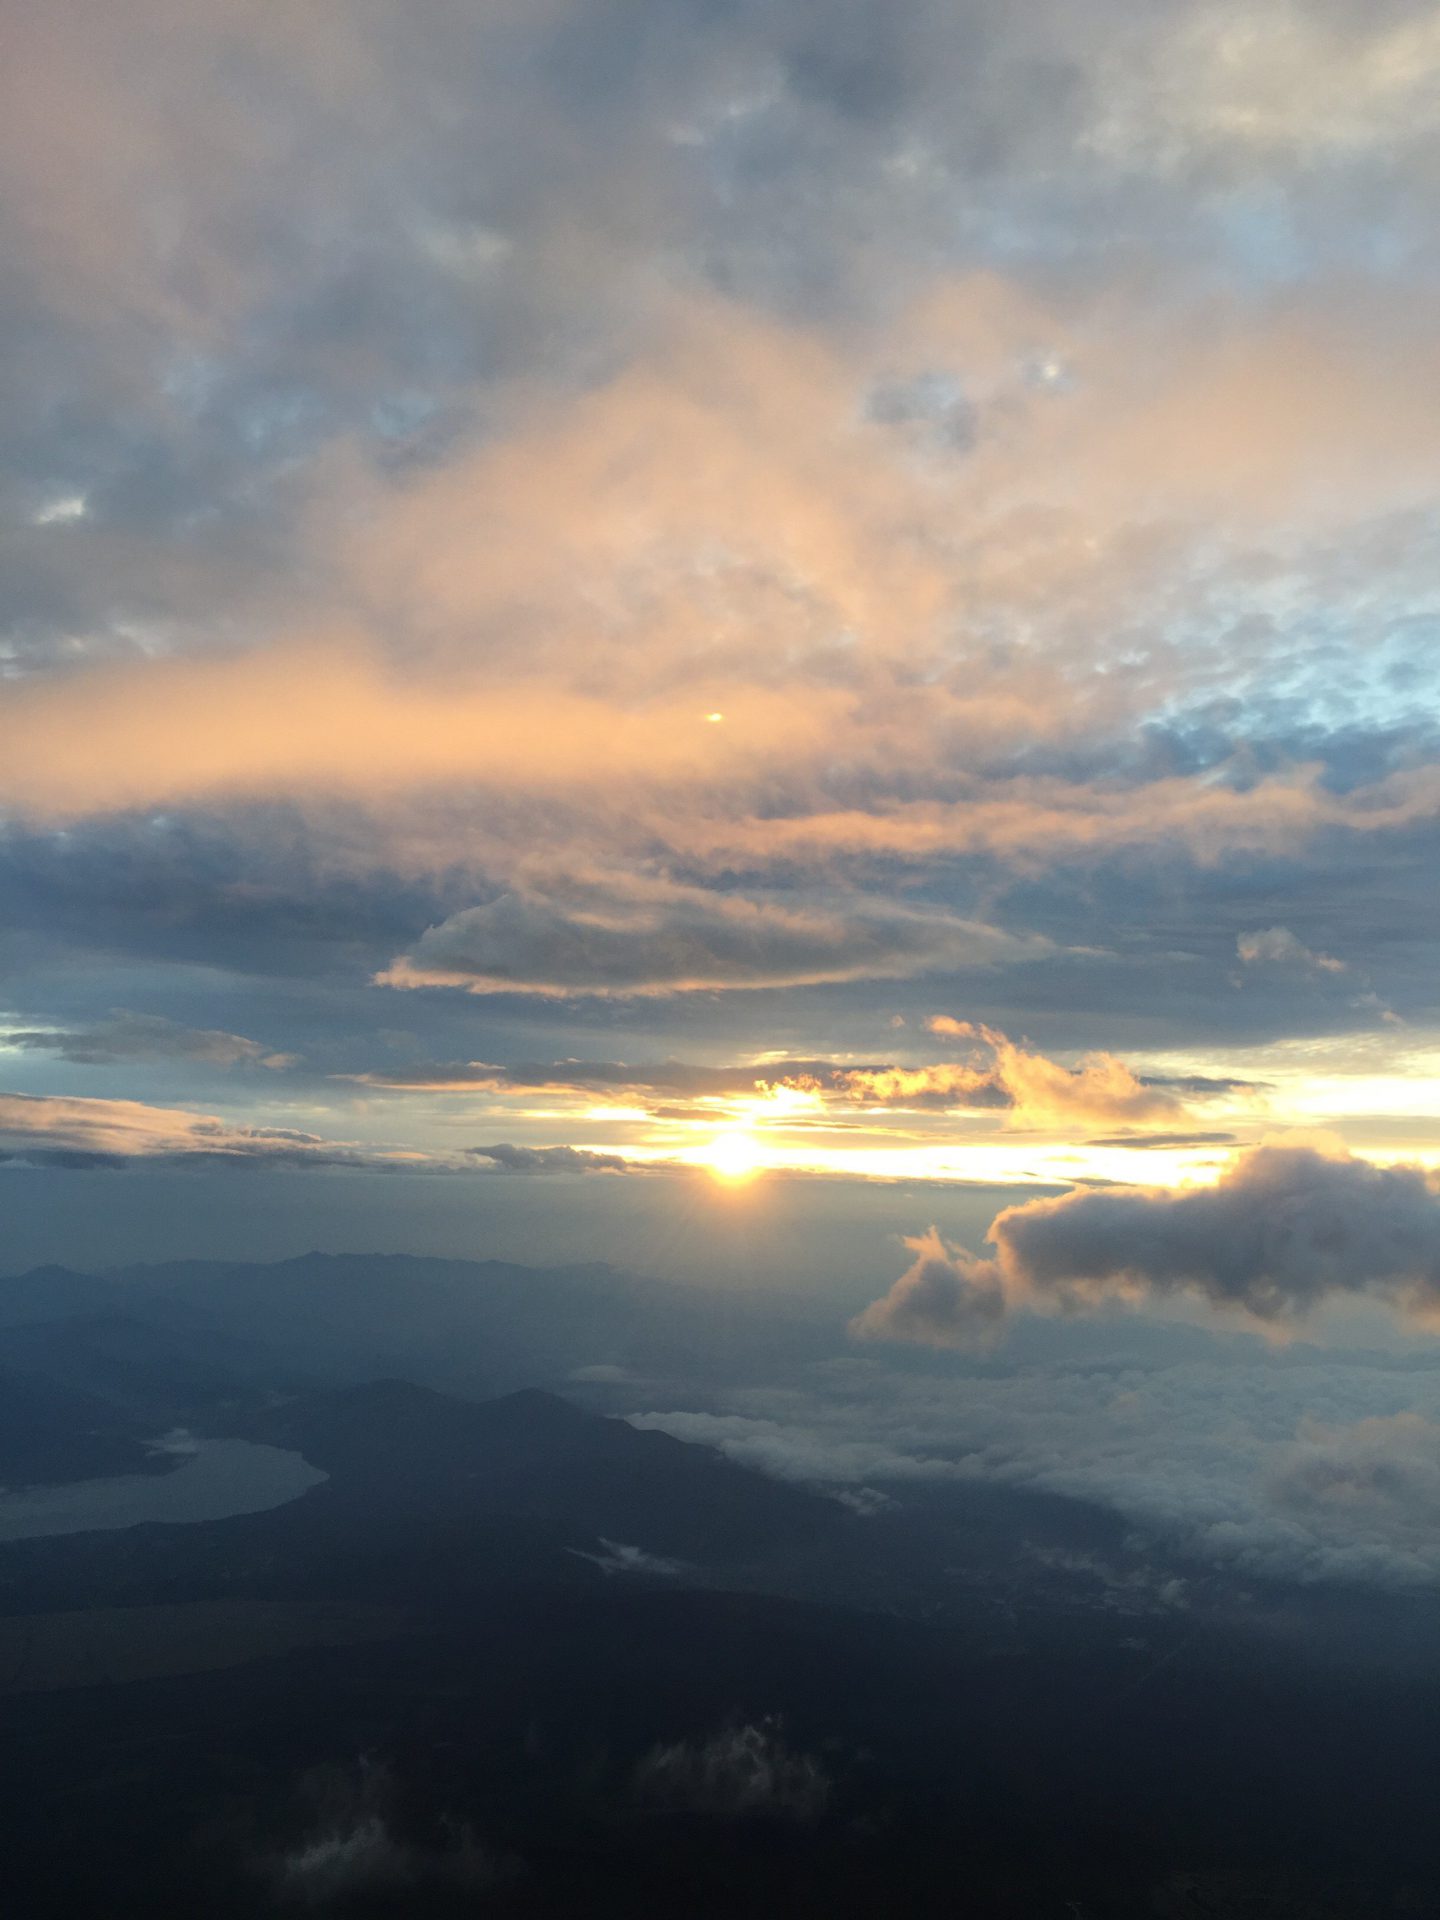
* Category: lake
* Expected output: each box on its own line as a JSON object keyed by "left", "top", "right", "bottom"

{"left": 0, "top": 1437, "right": 327, "bottom": 1542}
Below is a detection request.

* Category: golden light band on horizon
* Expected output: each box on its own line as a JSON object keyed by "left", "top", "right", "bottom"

{"left": 293, "top": 1022, "right": 1440, "bottom": 1197}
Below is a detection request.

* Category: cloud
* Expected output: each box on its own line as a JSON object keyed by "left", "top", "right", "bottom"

{"left": 571, "top": 1537, "right": 685, "bottom": 1577}
{"left": 638, "top": 1347, "right": 1440, "bottom": 1590}
{"left": 854, "top": 1144, "right": 1440, "bottom": 1345}
{"left": 273, "top": 1819, "right": 416, "bottom": 1908}
{"left": 633, "top": 1719, "right": 830, "bottom": 1822}
{"left": 982, "top": 1034, "right": 1182, "bottom": 1127}
{"left": 569, "top": 1364, "right": 639, "bottom": 1386}
{"left": 0, "top": 1090, "right": 449, "bottom": 1173}
{"left": 356, "top": 1037, "right": 1157, "bottom": 1118}
{"left": 2, "top": 1011, "right": 292, "bottom": 1068}
{"left": 992, "top": 1144, "right": 1440, "bottom": 1321}
{"left": 823, "top": 1024, "right": 1193, "bottom": 1127}
{"left": 378, "top": 882, "right": 1046, "bottom": 997}
{"left": 1026, "top": 1545, "right": 1189, "bottom": 1614}
{"left": 1237, "top": 926, "right": 1347, "bottom": 973}
{"left": 5, "top": 270, "right": 1440, "bottom": 927}
{"left": 1084, "top": 1131, "right": 1237, "bottom": 1150}
{"left": 849, "top": 1227, "right": 1009, "bottom": 1351}
{"left": 0, "top": 1146, "right": 129, "bottom": 1172}
{"left": 1091, "top": 6, "right": 1440, "bottom": 166}
{"left": 0, "top": 636, "right": 858, "bottom": 822}
{"left": 663, "top": 763, "right": 1440, "bottom": 877}
{"left": 1265, "top": 1413, "right": 1440, "bottom": 1586}
{"left": 352, "top": 1056, "right": 866, "bottom": 1097}
{"left": 814, "top": 1060, "right": 1011, "bottom": 1111}
{"left": 3, "top": 0, "right": 1440, "bottom": 1193}
{"left": 629, "top": 1407, "right": 971, "bottom": 1489}
{"left": 469, "top": 1143, "right": 632, "bottom": 1175}
{"left": 267, "top": 1759, "right": 512, "bottom": 1908}
{"left": 357, "top": 1028, "right": 1211, "bottom": 1139}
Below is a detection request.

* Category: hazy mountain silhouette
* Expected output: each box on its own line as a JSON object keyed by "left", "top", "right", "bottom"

{"left": 0, "top": 1365, "right": 171, "bottom": 1486}
{"left": 0, "top": 1251, "right": 807, "bottom": 1400}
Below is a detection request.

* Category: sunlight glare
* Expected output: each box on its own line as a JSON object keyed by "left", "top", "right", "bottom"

{"left": 702, "top": 1128, "right": 764, "bottom": 1183}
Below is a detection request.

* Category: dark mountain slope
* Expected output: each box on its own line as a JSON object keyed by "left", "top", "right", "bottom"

{"left": 247, "top": 1381, "right": 842, "bottom": 1565}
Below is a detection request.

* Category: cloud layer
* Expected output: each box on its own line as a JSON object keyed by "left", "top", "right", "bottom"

{"left": 637, "top": 1348, "right": 1440, "bottom": 1590}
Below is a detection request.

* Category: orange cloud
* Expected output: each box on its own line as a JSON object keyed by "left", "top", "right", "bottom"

{"left": 0, "top": 635, "right": 854, "bottom": 821}
{"left": 811, "top": 1024, "right": 1190, "bottom": 1129}
{"left": 2, "top": 282, "right": 1439, "bottom": 904}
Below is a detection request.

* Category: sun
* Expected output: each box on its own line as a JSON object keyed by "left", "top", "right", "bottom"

{"left": 702, "top": 1128, "right": 764, "bottom": 1184}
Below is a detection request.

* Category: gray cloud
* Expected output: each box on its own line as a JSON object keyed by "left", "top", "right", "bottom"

{"left": 854, "top": 1147, "right": 1440, "bottom": 1346}
{"left": 849, "top": 1227, "right": 1008, "bottom": 1351}
{"left": 1237, "top": 926, "right": 1346, "bottom": 973}
{"left": 0, "top": 1146, "right": 127, "bottom": 1172}
{"left": 354, "top": 1056, "right": 870, "bottom": 1097}
{"left": 992, "top": 1145, "right": 1440, "bottom": 1321}
{"left": 468, "top": 1143, "right": 632, "bottom": 1175}
{"left": 267, "top": 1759, "right": 512, "bottom": 1908}
{"left": 380, "top": 886, "right": 1048, "bottom": 997}
{"left": 3, "top": 1010, "right": 292, "bottom": 1069}
{"left": 1084, "top": 1131, "right": 1237, "bottom": 1150}
{"left": 0, "top": 1090, "right": 502, "bottom": 1177}
{"left": 1266, "top": 1413, "right": 1440, "bottom": 1586}
{"left": 633, "top": 1719, "right": 830, "bottom": 1822}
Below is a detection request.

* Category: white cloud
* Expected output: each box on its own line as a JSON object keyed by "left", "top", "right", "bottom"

{"left": 571, "top": 1537, "right": 685, "bottom": 1578}
{"left": 31, "top": 493, "right": 88, "bottom": 527}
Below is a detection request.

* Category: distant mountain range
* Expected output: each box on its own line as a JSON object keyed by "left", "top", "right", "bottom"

{"left": 0, "top": 1250, "right": 829, "bottom": 1415}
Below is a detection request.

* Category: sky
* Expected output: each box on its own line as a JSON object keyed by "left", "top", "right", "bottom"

{"left": 6, "top": 0, "right": 1440, "bottom": 1372}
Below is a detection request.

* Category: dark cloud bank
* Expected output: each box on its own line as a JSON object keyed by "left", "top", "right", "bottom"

{"left": 857, "top": 1144, "right": 1440, "bottom": 1345}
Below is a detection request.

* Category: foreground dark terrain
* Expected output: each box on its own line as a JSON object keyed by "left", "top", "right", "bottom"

{"left": 2, "top": 1254, "right": 1437, "bottom": 1919}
